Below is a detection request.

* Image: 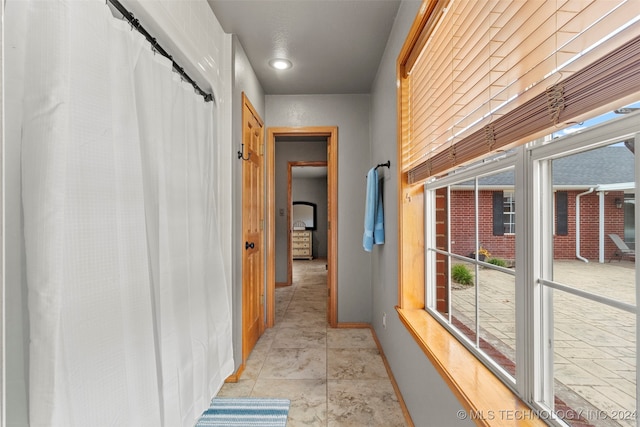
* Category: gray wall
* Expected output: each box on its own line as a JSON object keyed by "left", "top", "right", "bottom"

{"left": 266, "top": 94, "right": 372, "bottom": 323}
{"left": 293, "top": 177, "right": 328, "bottom": 260}
{"left": 369, "top": 1, "right": 473, "bottom": 426}
{"left": 6, "top": 3, "right": 30, "bottom": 424}
{"left": 231, "top": 35, "right": 265, "bottom": 370}
{"left": 274, "top": 141, "right": 327, "bottom": 282}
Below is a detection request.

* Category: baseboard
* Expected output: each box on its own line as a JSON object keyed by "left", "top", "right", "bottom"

{"left": 335, "top": 322, "right": 369, "bottom": 329}
{"left": 336, "top": 321, "right": 415, "bottom": 425}
{"left": 224, "top": 363, "right": 245, "bottom": 383}
{"left": 369, "top": 324, "right": 415, "bottom": 427}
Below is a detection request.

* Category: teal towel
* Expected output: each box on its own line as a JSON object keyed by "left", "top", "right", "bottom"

{"left": 363, "top": 168, "right": 385, "bottom": 251}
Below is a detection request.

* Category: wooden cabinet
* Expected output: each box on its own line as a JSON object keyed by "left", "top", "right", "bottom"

{"left": 292, "top": 230, "right": 313, "bottom": 260}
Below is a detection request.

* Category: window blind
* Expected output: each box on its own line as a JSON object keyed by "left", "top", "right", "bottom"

{"left": 400, "top": 0, "right": 640, "bottom": 184}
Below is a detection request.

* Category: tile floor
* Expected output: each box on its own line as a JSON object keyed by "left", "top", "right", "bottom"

{"left": 217, "top": 259, "right": 408, "bottom": 426}
{"left": 451, "top": 260, "right": 636, "bottom": 427}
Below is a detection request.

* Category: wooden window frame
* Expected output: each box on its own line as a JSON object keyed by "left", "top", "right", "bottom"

{"left": 396, "top": 1, "right": 640, "bottom": 424}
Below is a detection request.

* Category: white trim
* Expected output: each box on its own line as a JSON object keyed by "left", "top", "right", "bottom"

{"left": 540, "top": 279, "right": 636, "bottom": 314}
{"left": 424, "top": 188, "right": 436, "bottom": 312}
{"left": 474, "top": 178, "right": 480, "bottom": 348}
{"left": 426, "top": 156, "right": 519, "bottom": 190}
{"left": 446, "top": 186, "right": 452, "bottom": 322}
{"left": 596, "top": 182, "right": 635, "bottom": 191}
{"left": 575, "top": 188, "right": 594, "bottom": 263}
{"left": 528, "top": 113, "right": 640, "bottom": 424}
{"left": 515, "top": 147, "right": 530, "bottom": 399}
{"left": 424, "top": 113, "right": 640, "bottom": 425}
{"left": 635, "top": 131, "right": 640, "bottom": 425}
{"left": 599, "top": 191, "right": 605, "bottom": 263}
{"left": 530, "top": 113, "right": 640, "bottom": 162}
{"left": 537, "top": 155, "right": 555, "bottom": 411}
{"left": 425, "top": 159, "right": 520, "bottom": 389}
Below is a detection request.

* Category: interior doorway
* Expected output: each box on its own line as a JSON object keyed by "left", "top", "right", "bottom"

{"left": 288, "top": 161, "right": 328, "bottom": 284}
{"left": 266, "top": 127, "right": 338, "bottom": 328}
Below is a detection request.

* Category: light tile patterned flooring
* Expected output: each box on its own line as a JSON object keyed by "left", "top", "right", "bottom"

{"left": 217, "top": 259, "right": 408, "bottom": 426}
{"left": 451, "top": 260, "right": 636, "bottom": 427}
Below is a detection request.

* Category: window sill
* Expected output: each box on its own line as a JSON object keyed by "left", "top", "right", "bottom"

{"left": 397, "top": 307, "right": 546, "bottom": 427}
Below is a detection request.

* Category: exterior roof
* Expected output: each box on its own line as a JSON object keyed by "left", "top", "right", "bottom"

{"left": 471, "top": 145, "right": 635, "bottom": 188}
{"left": 552, "top": 145, "right": 634, "bottom": 186}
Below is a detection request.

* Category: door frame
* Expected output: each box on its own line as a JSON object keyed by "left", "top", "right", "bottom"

{"left": 287, "top": 161, "right": 328, "bottom": 284}
{"left": 241, "top": 93, "right": 265, "bottom": 365}
{"left": 266, "top": 127, "right": 338, "bottom": 327}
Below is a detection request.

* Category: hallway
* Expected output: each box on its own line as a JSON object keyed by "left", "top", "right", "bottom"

{"left": 217, "top": 259, "right": 408, "bottom": 426}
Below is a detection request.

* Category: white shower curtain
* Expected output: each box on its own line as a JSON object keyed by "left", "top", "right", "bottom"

{"left": 9, "top": 1, "right": 234, "bottom": 425}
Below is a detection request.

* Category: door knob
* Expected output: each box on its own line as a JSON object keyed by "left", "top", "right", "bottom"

{"left": 245, "top": 241, "right": 255, "bottom": 250}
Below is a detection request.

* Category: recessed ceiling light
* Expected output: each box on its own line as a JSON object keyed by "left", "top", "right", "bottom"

{"left": 269, "top": 58, "right": 292, "bottom": 70}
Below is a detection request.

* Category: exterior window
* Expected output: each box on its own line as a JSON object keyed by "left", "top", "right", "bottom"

{"left": 491, "top": 189, "right": 516, "bottom": 237}
{"left": 398, "top": 1, "right": 640, "bottom": 424}
{"left": 425, "top": 113, "right": 639, "bottom": 425}
{"left": 502, "top": 191, "right": 515, "bottom": 235}
{"left": 428, "top": 167, "right": 518, "bottom": 380}
{"left": 544, "top": 142, "right": 636, "bottom": 424}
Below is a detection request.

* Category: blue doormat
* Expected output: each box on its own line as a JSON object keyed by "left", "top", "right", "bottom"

{"left": 195, "top": 397, "right": 290, "bottom": 427}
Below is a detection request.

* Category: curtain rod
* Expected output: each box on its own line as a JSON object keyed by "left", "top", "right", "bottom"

{"left": 107, "top": 0, "right": 214, "bottom": 103}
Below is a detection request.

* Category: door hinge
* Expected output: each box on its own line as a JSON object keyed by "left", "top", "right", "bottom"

{"left": 260, "top": 219, "right": 264, "bottom": 230}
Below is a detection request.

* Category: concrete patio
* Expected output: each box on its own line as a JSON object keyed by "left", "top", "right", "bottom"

{"left": 450, "top": 260, "right": 636, "bottom": 427}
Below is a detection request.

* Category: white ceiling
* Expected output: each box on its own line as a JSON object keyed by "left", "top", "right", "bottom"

{"left": 206, "top": 0, "right": 402, "bottom": 95}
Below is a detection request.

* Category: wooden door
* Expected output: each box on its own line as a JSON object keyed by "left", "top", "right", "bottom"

{"left": 241, "top": 93, "right": 264, "bottom": 362}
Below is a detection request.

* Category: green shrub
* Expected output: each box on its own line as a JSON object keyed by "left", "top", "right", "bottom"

{"left": 487, "top": 257, "right": 507, "bottom": 267}
{"left": 452, "top": 264, "right": 474, "bottom": 286}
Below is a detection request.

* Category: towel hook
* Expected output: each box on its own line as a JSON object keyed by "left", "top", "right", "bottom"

{"left": 375, "top": 160, "right": 391, "bottom": 170}
{"left": 237, "top": 144, "right": 251, "bottom": 161}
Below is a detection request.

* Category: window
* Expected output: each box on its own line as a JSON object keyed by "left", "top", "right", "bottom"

{"left": 427, "top": 165, "right": 518, "bottom": 381}
{"left": 537, "top": 130, "right": 637, "bottom": 424}
{"left": 400, "top": 0, "right": 640, "bottom": 184}
{"left": 397, "top": 2, "right": 640, "bottom": 423}
{"left": 502, "top": 191, "right": 515, "bottom": 235}
{"left": 397, "top": 1, "right": 640, "bottom": 308}
{"left": 424, "top": 114, "right": 639, "bottom": 425}
{"left": 496, "top": 189, "right": 571, "bottom": 237}
{"left": 493, "top": 190, "right": 516, "bottom": 236}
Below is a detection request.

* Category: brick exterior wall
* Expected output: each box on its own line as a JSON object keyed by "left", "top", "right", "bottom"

{"left": 448, "top": 190, "right": 626, "bottom": 261}
{"left": 435, "top": 188, "right": 448, "bottom": 313}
